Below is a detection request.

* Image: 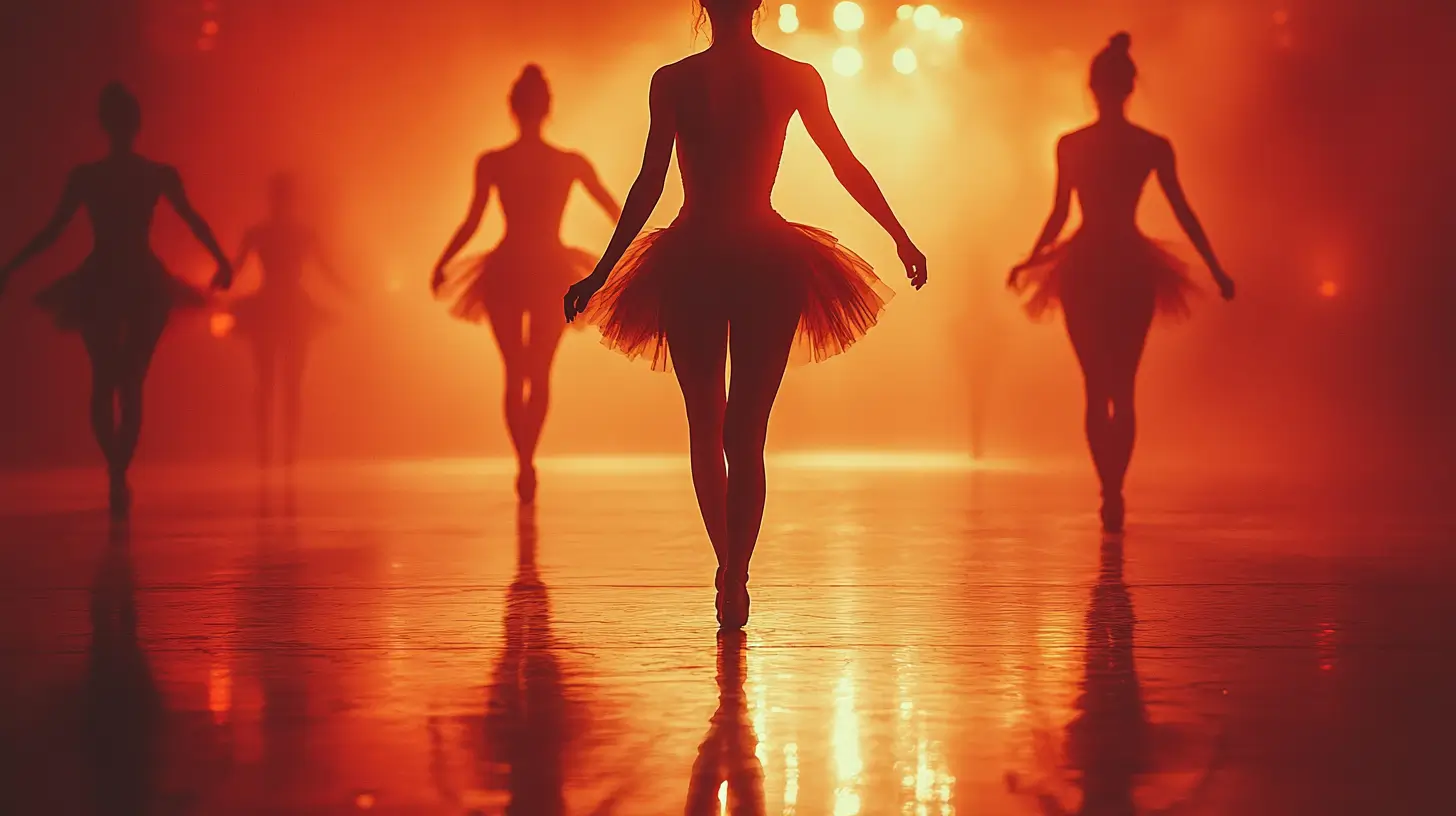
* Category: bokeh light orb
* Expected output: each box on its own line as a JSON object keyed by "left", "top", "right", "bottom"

{"left": 209, "top": 311, "right": 235, "bottom": 338}
{"left": 913, "top": 4, "right": 941, "bottom": 32}
{"left": 834, "top": 2, "right": 865, "bottom": 32}
{"left": 832, "top": 46, "right": 864, "bottom": 77}
{"left": 897, "top": 4, "right": 915, "bottom": 21}
{"left": 893, "top": 48, "right": 919, "bottom": 75}
{"left": 779, "top": 4, "right": 800, "bottom": 34}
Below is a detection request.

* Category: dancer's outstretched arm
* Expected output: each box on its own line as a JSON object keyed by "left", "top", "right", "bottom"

{"left": 797, "top": 63, "right": 926, "bottom": 289}
{"left": 1155, "top": 139, "right": 1234, "bottom": 300}
{"left": 0, "top": 169, "right": 83, "bottom": 292}
{"left": 432, "top": 154, "right": 495, "bottom": 292}
{"left": 575, "top": 154, "right": 623, "bottom": 222}
{"left": 565, "top": 67, "right": 676, "bottom": 320}
{"left": 1010, "top": 138, "right": 1073, "bottom": 287}
{"left": 162, "top": 166, "right": 233, "bottom": 290}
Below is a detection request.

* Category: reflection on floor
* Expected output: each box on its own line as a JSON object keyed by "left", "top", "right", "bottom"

{"left": 1, "top": 458, "right": 1452, "bottom": 814}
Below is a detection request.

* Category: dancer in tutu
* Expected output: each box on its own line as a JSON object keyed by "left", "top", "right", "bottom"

{"left": 432, "top": 64, "right": 621, "bottom": 503}
{"left": 0, "top": 83, "right": 232, "bottom": 515}
{"left": 230, "top": 172, "right": 346, "bottom": 468}
{"left": 1008, "top": 33, "right": 1235, "bottom": 534}
{"left": 564, "top": 0, "right": 927, "bottom": 629}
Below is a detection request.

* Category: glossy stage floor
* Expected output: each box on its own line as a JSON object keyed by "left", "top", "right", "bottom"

{"left": 1, "top": 456, "right": 1452, "bottom": 815}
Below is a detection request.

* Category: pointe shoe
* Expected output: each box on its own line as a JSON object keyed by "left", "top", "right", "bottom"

{"left": 1100, "top": 493, "right": 1125, "bottom": 535}
{"left": 717, "top": 572, "right": 750, "bottom": 631}
{"left": 515, "top": 465, "right": 538, "bottom": 505}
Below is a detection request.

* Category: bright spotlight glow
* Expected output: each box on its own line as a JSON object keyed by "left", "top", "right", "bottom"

{"left": 938, "top": 16, "right": 963, "bottom": 38}
{"left": 893, "top": 48, "right": 918, "bottom": 74}
{"left": 832, "top": 46, "right": 864, "bottom": 76}
{"left": 834, "top": 2, "right": 865, "bottom": 32}
{"left": 779, "top": 4, "right": 800, "bottom": 34}
{"left": 1318, "top": 280, "right": 1339, "bottom": 298}
{"left": 897, "top": 4, "right": 915, "bottom": 21}
{"left": 209, "top": 311, "right": 235, "bottom": 338}
{"left": 913, "top": 4, "right": 941, "bottom": 31}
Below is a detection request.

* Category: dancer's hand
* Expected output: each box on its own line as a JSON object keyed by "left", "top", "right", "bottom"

{"left": 1213, "top": 269, "right": 1236, "bottom": 301}
{"left": 564, "top": 272, "right": 607, "bottom": 323}
{"left": 210, "top": 261, "right": 234, "bottom": 291}
{"left": 430, "top": 263, "right": 446, "bottom": 296}
{"left": 898, "top": 239, "right": 927, "bottom": 290}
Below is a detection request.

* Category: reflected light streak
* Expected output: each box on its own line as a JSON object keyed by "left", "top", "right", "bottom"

{"left": 833, "top": 672, "right": 863, "bottom": 815}
{"left": 785, "top": 742, "right": 800, "bottom": 811}
{"left": 208, "top": 662, "right": 232, "bottom": 725}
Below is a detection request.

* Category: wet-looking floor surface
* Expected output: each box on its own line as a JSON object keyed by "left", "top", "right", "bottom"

{"left": 1, "top": 457, "right": 1452, "bottom": 815}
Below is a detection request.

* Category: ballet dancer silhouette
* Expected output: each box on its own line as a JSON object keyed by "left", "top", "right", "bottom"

{"left": 563, "top": 0, "right": 926, "bottom": 629}
{"left": 433, "top": 64, "right": 621, "bottom": 504}
{"left": 230, "top": 172, "right": 347, "bottom": 468}
{"left": 1009, "top": 33, "right": 1234, "bottom": 533}
{"left": 0, "top": 83, "right": 233, "bottom": 516}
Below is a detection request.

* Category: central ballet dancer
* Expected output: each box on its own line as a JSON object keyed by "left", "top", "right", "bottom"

{"left": 1009, "top": 33, "right": 1235, "bottom": 534}
{"left": 564, "top": 0, "right": 927, "bottom": 629}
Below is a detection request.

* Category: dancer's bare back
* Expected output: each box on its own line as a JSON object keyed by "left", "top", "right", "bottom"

{"left": 68, "top": 155, "right": 189, "bottom": 258}
{"left": 1058, "top": 121, "right": 1172, "bottom": 236}
{"left": 661, "top": 46, "right": 844, "bottom": 223}
{"left": 482, "top": 142, "right": 609, "bottom": 245}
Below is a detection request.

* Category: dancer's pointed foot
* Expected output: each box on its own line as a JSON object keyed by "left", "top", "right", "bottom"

{"left": 1100, "top": 492, "right": 1125, "bottom": 535}
{"left": 516, "top": 464, "right": 538, "bottom": 505}
{"left": 717, "top": 569, "right": 750, "bottom": 631}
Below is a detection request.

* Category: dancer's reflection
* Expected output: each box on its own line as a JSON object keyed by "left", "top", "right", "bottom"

{"left": 1066, "top": 538, "right": 1148, "bottom": 815}
{"left": 1007, "top": 538, "right": 1147, "bottom": 816}
{"left": 480, "top": 506, "right": 573, "bottom": 814}
{"left": 248, "top": 484, "right": 310, "bottom": 792}
{"left": 83, "top": 520, "right": 162, "bottom": 815}
{"left": 685, "top": 632, "right": 764, "bottom": 816}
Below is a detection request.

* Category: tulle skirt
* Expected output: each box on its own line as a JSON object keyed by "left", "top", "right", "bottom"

{"left": 230, "top": 289, "right": 330, "bottom": 344}
{"left": 583, "top": 215, "right": 893, "bottom": 371}
{"left": 34, "top": 253, "right": 206, "bottom": 333}
{"left": 1010, "top": 231, "right": 1195, "bottom": 323}
{"left": 438, "top": 240, "right": 595, "bottom": 325}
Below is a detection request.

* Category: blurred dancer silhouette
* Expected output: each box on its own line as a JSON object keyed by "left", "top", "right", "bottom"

{"left": 1009, "top": 33, "right": 1234, "bottom": 534}
{"left": 564, "top": 0, "right": 926, "bottom": 629}
{"left": 685, "top": 632, "right": 765, "bottom": 816}
{"left": 434, "top": 65, "right": 621, "bottom": 503}
{"left": 231, "top": 173, "right": 346, "bottom": 468}
{"left": 0, "top": 83, "right": 232, "bottom": 516}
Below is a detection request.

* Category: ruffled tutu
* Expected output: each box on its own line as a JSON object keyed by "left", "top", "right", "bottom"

{"left": 583, "top": 215, "right": 893, "bottom": 371}
{"left": 438, "top": 240, "right": 595, "bottom": 325}
{"left": 1011, "top": 231, "right": 1195, "bottom": 322}
{"left": 34, "top": 253, "right": 207, "bottom": 332}
{"left": 230, "top": 288, "right": 330, "bottom": 342}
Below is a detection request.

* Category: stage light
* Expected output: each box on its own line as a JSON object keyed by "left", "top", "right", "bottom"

{"left": 834, "top": 2, "right": 865, "bottom": 32}
{"left": 832, "top": 46, "right": 864, "bottom": 76}
{"left": 893, "top": 48, "right": 918, "bottom": 74}
{"left": 897, "top": 4, "right": 915, "bottom": 21}
{"left": 209, "top": 311, "right": 235, "bottom": 338}
{"left": 779, "top": 4, "right": 800, "bottom": 34}
{"left": 913, "top": 4, "right": 941, "bottom": 31}
{"left": 938, "top": 16, "right": 963, "bottom": 38}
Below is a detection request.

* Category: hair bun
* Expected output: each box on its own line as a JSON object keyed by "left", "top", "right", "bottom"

{"left": 520, "top": 64, "right": 545, "bottom": 81}
{"left": 1108, "top": 32, "right": 1132, "bottom": 53}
